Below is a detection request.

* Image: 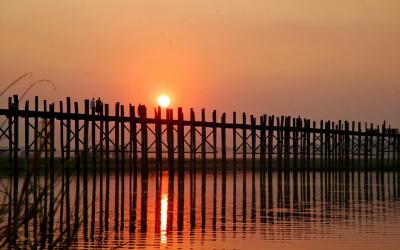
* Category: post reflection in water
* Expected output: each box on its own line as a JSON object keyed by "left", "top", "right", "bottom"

{"left": 4, "top": 167, "right": 400, "bottom": 249}
{"left": 106, "top": 168, "right": 400, "bottom": 249}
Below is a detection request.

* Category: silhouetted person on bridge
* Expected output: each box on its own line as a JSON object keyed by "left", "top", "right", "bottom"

{"left": 95, "top": 97, "right": 103, "bottom": 114}
{"left": 90, "top": 98, "right": 95, "bottom": 111}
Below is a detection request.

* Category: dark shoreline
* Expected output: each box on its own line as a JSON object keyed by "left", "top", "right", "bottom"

{"left": 0, "top": 156, "right": 398, "bottom": 174}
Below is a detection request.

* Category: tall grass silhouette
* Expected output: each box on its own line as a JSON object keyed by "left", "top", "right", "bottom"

{"left": 0, "top": 74, "right": 83, "bottom": 248}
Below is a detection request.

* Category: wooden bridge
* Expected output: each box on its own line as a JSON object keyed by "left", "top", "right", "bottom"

{"left": 1, "top": 95, "right": 400, "bottom": 175}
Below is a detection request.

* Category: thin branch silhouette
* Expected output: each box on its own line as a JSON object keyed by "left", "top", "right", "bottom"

{"left": 0, "top": 73, "right": 32, "bottom": 97}
{"left": 0, "top": 74, "right": 56, "bottom": 142}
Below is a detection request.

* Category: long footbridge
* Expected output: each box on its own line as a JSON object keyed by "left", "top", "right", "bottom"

{"left": 1, "top": 95, "right": 400, "bottom": 173}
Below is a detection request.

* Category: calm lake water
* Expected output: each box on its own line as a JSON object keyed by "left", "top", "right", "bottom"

{"left": 2, "top": 169, "right": 400, "bottom": 249}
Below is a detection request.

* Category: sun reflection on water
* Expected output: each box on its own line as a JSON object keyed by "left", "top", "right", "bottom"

{"left": 160, "top": 194, "right": 168, "bottom": 244}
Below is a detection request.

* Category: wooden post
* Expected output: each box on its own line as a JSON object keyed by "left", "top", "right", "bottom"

{"left": 351, "top": 121, "right": 355, "bottom": 170}
{"left": 259, "top": 115, "right": 267, "bottom": 222}
{"left": 326, "top": 121, "right": 331, "bottom": 169}
{"left": 42, "top": 100, "right": 48, "bottom": 249}
{"left": 190, "top": 108, "right": 197, "bottom": 229}
{"left": 129, "top": 105, "right": 137, "bottom": 232}
{"left": 24, "top": 100, "right": 29, "bottom": 240}
{"left": 221, "top": 113, "right": 227, "bottom": 225}
{"left": 277, "top": 117, "right": 282, "bottom": 170}
{"left": 376, "top": 125, "right": 381, "bottom": 168}
{"left": 302, "top": 118, "right": 306, "bottom": 170}
{"left": 306, "top": 120, "right": 311, "bottom": 168}
{"left": 201, "top": 109, "right": 206, "bottom": 229}
{"left": 64, "top": 98, "right": 71, "bottom": 235}
{"left": 242, "top": 113, "right": 247, "bottom": 171}
{"left": 83, "top": 100, "right": 89, "bottom": 238}
{"left": 358, "top": 122, "right": 362, "bottom": 170}
{"left": 98, "top": 101, "right": 104, "bottom": 232}
{"left": 212, "top": 110, "right": 217, "bottom": 227}
{"left": 167, "top": 109, "right": 174, "bottom": 176}
{"left": 221, "top": 113, "right": 227, "bottom": 176}
{"left": 280, "top": 116, "right": 284, "bottom": 170}
{"left": 33, "top": 96, "right": 39, "bottom": 240}
{"left": 49, "top": 103, "right": 55, "bottom": 244}
{"left": 312, "top": 121, "right": 316, "bottom": 170}
{"left": 113, "top": 102, "right": 120, "bottom": 231}
{"left": 177, "top": 107, "right": 184, "bottom": 176}
{"left": 388, "top": 126, "right": 392, "bottom": 168}
{"left": 12, "top": 95, "right": 19, "bottom": 242}
{"left": 284, "top": 117, "right": 290, "bottom": 170}
{"left": 58, "top": 101, "right": 65, "bottom": 235}
{"left": 212, "top": 110, "right": 217, "bottom": 174}
{"left": 293, "top": 118, "right": 299, "bottom": 171}
{"left": 332, "top": 122, "right": 336, "bottom": 169}
{"left": 190, "top": 108, "right": 196, "bottom": 176}
{"left": 336, "top": 120, "right": 345, "bottom": 169}
{"left": 397, "top": 134, "right": 400, "bottom": 168}
{"left": 381, "top": 121, "right": 386, "bottom": 167}
{"left": 138, "top": 104, "right": 149, "bottom": 231}
{"left": 320, "top": 120, "right": 324, "bottom": 169}
{"left": 242, "top": 112, "right": 247, "bottom": 223}
{"left": 189, "top": 108, "right": 196, "bottom": 230}
{"left": 90, "top": 101, "right": 97, "bottom": 237}
{"left": 51, "top": 101, "right": 61, "bottom": 237}
{"left": 397, "top": 133, "right": 400, "bottom": 168}
{"left": 364, "top": 123, "right": 369, "bottom": 169}
{"left": 338, "top": 120, "right": 342, "bottom": 168}
{"left": 370, "top": 123, "right": 374, "bottom": 169}
{"left": 312, "top": 121, "right": 317, "bottom": 200}
{"left": 233, "top": 112, "right": 238, "bottom": 228}
{"left": 131, "top": 106, "right": 138, "bottom": 177}
{"left": 267, "top": 116, "right": 274, "bottom": 172}
{"left": 140, "top": 105, "right": 148, "bottom": 175}
{"left": 104, "top": 104, "right": 110, "bottom": 230}
{"left": 260, "top": 115, "right": 267, "bottom": 173}
{"left": 74, "top": 102, "right": 81, "bottom": 231}
{"left": 57, "top": 102, "right": 66, "bottom": 238}
{"left": 7, "top": 97, "right": 12, "bottom": 245}
{"left": 177, "top": 107, "right": 185, "bottom": 231}
{"left": 233, "top": 112, "right": 237, "bottom": 175}
{"left": 120, "top": 105, "right": 125, "bottom": 230}
{"left": 345, "top": 121, "right": 350, "bottom": 168}
{"left": 325, "top": 120, "right": 329, "bottom": 169}
{"left": 301, "top": 118, "right": 306, "bottom": 170}
{"left": 251, "top": 115, "right": 256, "bottom": 172}
{"left": 392, "top": 130, "right": 396, "bottom": 168}
{"left": 300, "top": 118, "right": 305, "bottom": 170}
{"left": 396, "top": 134, "right": 399, "bottom": 168}
{"left": 156, "top": 106, "right": 163, "bottom": 173}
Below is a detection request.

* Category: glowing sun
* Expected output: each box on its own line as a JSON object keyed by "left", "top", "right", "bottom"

{"left": 157, "top": 95, "right": 171, "bottom": 108}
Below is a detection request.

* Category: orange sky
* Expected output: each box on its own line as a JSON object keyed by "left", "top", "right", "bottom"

{"left": 1, "top": 1, "right": 400, "bottom": 126}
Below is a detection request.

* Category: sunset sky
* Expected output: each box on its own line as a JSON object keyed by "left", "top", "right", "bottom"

{"left": 1, "top": 1, "right": 400, "bottom": 126}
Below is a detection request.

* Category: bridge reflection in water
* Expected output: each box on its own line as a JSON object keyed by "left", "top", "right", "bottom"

{"left": 61, "top": 167, "right": 400, "bottom": 249}
{"left": 1, "top": 166, "right": 400, "bottom": 249}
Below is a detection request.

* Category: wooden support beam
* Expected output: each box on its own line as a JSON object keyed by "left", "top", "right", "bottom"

{"left": 114, "top": 102, "right": 120, "bottom": 231}
{"left": 177, "top": 107, "right": 185, "bottom": 176}
{"left": 167, "top": 109, "right": 174, "bottom": 176}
